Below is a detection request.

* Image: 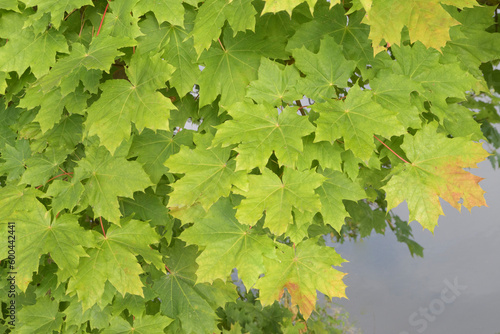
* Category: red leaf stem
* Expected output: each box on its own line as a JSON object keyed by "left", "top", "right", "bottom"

{"left": 96, "top": 3, "right": 109, "bottom": 37}
{"left": 99, "top": 216, "right": 107, "bottom": 238}
{"left": 35, "top": 172, "right": 74, "bottom": 189}
{"left": 373, "top": 135, "right": 410, "bottom": 164}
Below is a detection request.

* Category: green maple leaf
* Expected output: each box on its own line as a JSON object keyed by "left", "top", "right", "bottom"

{"left": 292, "top": 36, "right": 356, "bottom": 101}
{"left": 128, "top": 128, "right": 193, "bottom": 184}
{"left": 261, "top": 0, "right": 338, "bottom": 16}
{"left": 443, "top": 6, "right": 500, "bottom": 76}
{"left": 197, "top": 30, "right": 262, "bottom": 108}
{"left": 0, "top": 0, "right": 20, "bottom": 11}
{"left": 358, "top": 0, "right": 476, "bottom": 53}
{"left": 246, "top": 58, "right": 302, "bottom": 106}
{"left": 344, "top": 200, "right": 386, "bottom": 238}
{"left": 180, "top": 197, "right": 276, "bottom": 288}
{"left": 390, "top": 42, "right": 479, "bottom": 107}
{"left": 0, "top": 24, "right": 68, "bottom": 78}
{"left": 296, "top": 134, "right": 343, "bottom": 171}
{"left": 36, "top": 35, "right": 135, "bottom": 94}
{"left": 191, "top": 0, "right": 257, "bottom": 55}
{"left": 164, "top": 133, "right": 246, "bottom": 212}
{"left": 314, "top": 87, "right": 406, "bottom": 161}
{"left": 85, "top": 53, "right": 176, "bottom": 154}
{"left": 191, "top": 0, "right": 229, "bottom": 55}
{"left": 74, "top": 144, "right": 153, "bottom": 224}
{"left": 235, "top": 168, "right": 325, "bottom": 236}
{"left": 161, "top": 24, "right": 200, "bottom": 97}
{"left": 40, "top": 114, "right": 84, "bottom": 153}
{"left": 46, "top": 179, "right": 85, "bottom": 214}
{"left": 153, "top": 240, "right": 237, "bottom": 334}
{"left": 17, "top": 297, "right": 64, "bottom": 334}
{"left": 22, "top": 0, "right": 92, "bottom": 30}
{"left": 134, "top": 0, "right": 184, "bottom": 26}
{"left": 286, "top": 3, "right": 373, "bottom": 69}
{"left": 0, "top": 139, "right": 30, "bottom": 182}
{"left": 383, "top": 123, "right": 489, "bottom": 232}
{"left": 213, "top": 102, "right": 315, "bottom": 171}
{"left": 100, "top": 0, "right": 143, "bottom": 40}
{"left": 315, "top": 169, "right": 366, "bottom": 232}
{"left": 67, "top": 218, "right": 163, "bottom": 310}
{"left": 119, "top": 191, "right": 173, "bottom": 242}
{"left": 137, "top": 13, "right": 200, "bottom": 96}
{"left": 18, "top": 85, "right": 88, "bottom": 133}
{"left": 10, "top": 204, "right": 95, "bottom": 290}
{"left": 255, "top": 238, "right": 346, "bottom": 319}
{"left": 19, "top": 147, "right": 68, "bottom": 186}
{"left": 103, "top": 314, "right": 173, "bottom": 334}
{"left": 371, "top": 71, "right": 423, "bottom": 129}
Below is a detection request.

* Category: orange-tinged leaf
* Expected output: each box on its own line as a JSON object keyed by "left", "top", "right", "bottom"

{"left": 255, "top": 238, "right": 347, "bottom": 319}
{"left": 384, "top": 123, "right": 489, "bottom": 232}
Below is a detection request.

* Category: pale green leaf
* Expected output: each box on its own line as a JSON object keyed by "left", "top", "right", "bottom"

{"left": 235, "top": 168, "right": 325, "bottom": 236}
{"left": 180, "top": 197, "right": 276, "bottom": 288}
{"left": 213, "top": 102, "right": 315, "bottom": 171}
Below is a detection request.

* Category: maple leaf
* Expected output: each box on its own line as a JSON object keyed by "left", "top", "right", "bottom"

{"left": 261, "top": 0, "right": 340, "bottom": 16}
{"left": 180, "top": 197, "right": 276, "bottom": 288}
{"left": 9, "top": 203, "right": 94, "bottom": 290}
{"left": 443, "top": 6, "right": 500, "bottom": 78}
{"left": 191, "top": 0, "right": 257, "bottom": 55}
{"left": 315, "top": 169, "right": 366, "bottom": 232}
{"left": 314, "top": 87, "right": 406, "bottom": 161}
{"left": 296, "top": 134, "right": 343, "bottom": 171}
{"left": 67, "top": 218, "right": 163, "bottom": 310}
{"left": 286, "top": 3, "right": 373, "bottom": 69}
{"left": 22, "top": 0, "right": 92, "bottom": 30}
{"left": 134, "top": 0, "right": 185, "bottom": 27}
{"left": 292, "top": 36, "right": 356, "bottom": 101}
{"left": 370, "top": 71, "right": 423, "bottom": 129}
{"left": 128, "top": 128, "right": 193, "bottom": 184}
{"left": 119, "top": 191, "right": 174, "bottom": 242}
{"left": 358, "top": 0, "right": 476, "bottom": 53}
{"left": 213, "top": 102, "right": 315, "bottom": 171}
{"left": 17, "top": 297, "right": 64, "bottom": 334}
{"left": 73, "top": 144, "right": 153, "bottom": 224}
{"left": 99, "top": 0, "right": 143, "bottom": 40}
{"left": 36, "top": 35, "right": 135, "bottom": 95}
{"left": 46, "top": 179, "right": 85, "bottom": 214}
{"left": 103, "top": 314, "right": 173, "bottom": 334}
{"left": 164, "top": 133, "right": 247, "bottom": 212}
{"left": 197, "top": 30, "right": 262, "bottom": 108}
{"left": 255, "top": 238, "right": 347, "bottom": 319}
{"left": 20, "top": 147, "right": 68, "bottom": 186}
{"left": 246, "top": 58, "right": 302, "bottom": 106}
{"left": 85, "top": 53, "right": 176, "bottom": 154}
{"left": 153, "top": 240, "right": 237, "bottom": 334}
{"left": 0, "top": 23, "right": 68, "bottom": 78}
{"left": 136, "top": 13, "right": 200, "bottom": 96}
{"left": 390, "top": 42, "right": 478, "bottom": 107}
{"left": 0, "top": 139, "right": 31, "bottom": 182}
{"left": 383, "top": 123, "right": 489, "bottom": 232}
{"left": 235, "top": 168, "right": 325, "bottom": 236}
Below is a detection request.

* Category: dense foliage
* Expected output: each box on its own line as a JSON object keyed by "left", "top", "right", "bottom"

{"left": 1, "top": 0, "right": 499, "bottom": 332}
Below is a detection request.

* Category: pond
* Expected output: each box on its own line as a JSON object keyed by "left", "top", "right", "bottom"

{"left": 331, "top": 158, "right": 500, "bottom": 333}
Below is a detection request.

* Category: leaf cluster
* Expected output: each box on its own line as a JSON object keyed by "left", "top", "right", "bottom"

{"left": 0, "top": 0, "right": 499, "bottom": 333}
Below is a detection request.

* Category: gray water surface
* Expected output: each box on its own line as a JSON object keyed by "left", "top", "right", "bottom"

{"left": 332, "top": 159, "right": 500, "bottom": 334}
